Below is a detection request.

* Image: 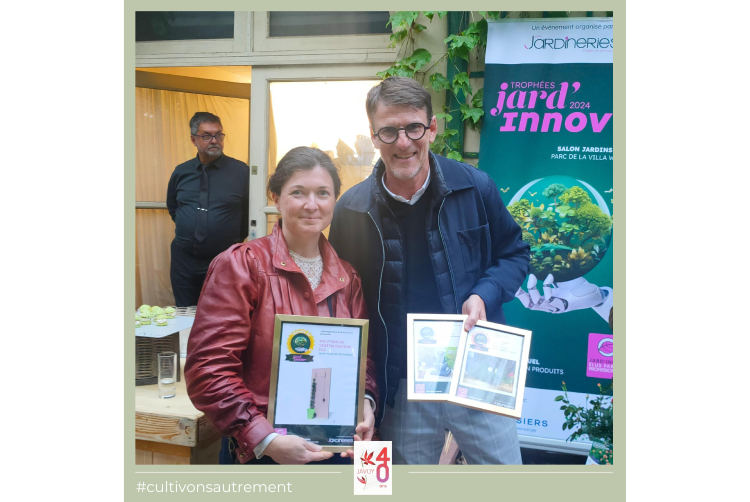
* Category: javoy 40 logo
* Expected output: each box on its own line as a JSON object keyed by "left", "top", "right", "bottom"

{"left": 354, "top": 441, "right": 392, "bottom": 495}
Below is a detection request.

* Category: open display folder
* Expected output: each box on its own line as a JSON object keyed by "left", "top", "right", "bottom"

{"left": 406, "top": 313, "right": 532, "bottom": 419}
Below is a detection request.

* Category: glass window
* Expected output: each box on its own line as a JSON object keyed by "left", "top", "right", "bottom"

{"left": 266, "top": 80, "right": 380, "bottom": 235}
{"left": 136, "top": 12, "right": 234, "bottom": 42}
{"left": 269, "top": 12, "right": 391, "bottom": 37}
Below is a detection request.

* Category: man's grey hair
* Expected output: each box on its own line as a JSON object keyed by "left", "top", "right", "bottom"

{"left": 366, "top": 76, "right": 433, "bottom": 127}
{"left": 189, "top": 112, "right": 223, "bottom": 135}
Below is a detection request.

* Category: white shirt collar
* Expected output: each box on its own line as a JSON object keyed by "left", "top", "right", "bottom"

{"left": 381, "top": 167, "right": 431, "bottom": 205}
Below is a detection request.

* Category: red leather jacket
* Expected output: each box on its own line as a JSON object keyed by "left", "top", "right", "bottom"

{"left": 185, "top": 224, "right": 378, "bottom": 462}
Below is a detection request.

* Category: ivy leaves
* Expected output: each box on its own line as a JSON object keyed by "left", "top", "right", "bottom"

{"left": 444, "top": 17, "right": 489, "bottom": 62}
{"left": 388, "top": 11, "right": 447, "bottom": 46}
{"left": 470, "top": 88, "right": 484, "bottom": 109}
{"left": 434, "top": 112, "right": 452, "bottom": 123}
{"left": 444, "top": 34, "right": 474, "bottom": 62}
{"left": 381, "top": 12, "right": 499, "bottom": 162}
{"left": 452, "top": 72, "right": 472, "bottom": 97}
{"left": 460, "top": 103, "right": 483, "bottom": 125}
{"left": 386, "top": 11, "right": 447, "bottom": 48}
{"left": 428, "top": 73, "right": 451, "bottom": 92}
{"left": 430, "top": 127, "right": 460, "bottom": 160}
{"left": 459, "top": 85, "right": 485, "bottom": 130}
{"left": 428, "top": 73, "right": 484, "bottom": 132}
{"left": 423, "top": 11, "right": 448, "bottom": 21}
{"left": 465, "top": 18, "right": 489, "bottom": 51}
{"left": 376, "top": 49, "right": 432, "bottom": 79}
{"left": 387, "top": 11, "right": 421, "bottom": 47}
{"left": 440, "top": 16, "right": 490, "bottom": 134}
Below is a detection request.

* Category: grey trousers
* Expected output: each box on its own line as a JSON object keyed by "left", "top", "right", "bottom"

{"left": 378, "top": 379, "right": 522, "bottom": 465}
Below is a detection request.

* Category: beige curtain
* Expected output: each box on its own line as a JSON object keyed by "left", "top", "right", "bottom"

{"left": 135, "top": 209, "right": 176, "bottom": 308}
{"left": 136, "top": 88, "right": 249, "bottom": 202}
{"left": 135, "top": 87, "right": 249, "bottom": 307}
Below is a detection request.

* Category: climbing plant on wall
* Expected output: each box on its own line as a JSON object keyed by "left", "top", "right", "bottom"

{"left": 376, "top": 11, "right": 500, "bottom": 162}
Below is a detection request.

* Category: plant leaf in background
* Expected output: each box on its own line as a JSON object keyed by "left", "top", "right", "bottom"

{"left": 471, "top": 88, "right": 484, "bottom": 109}
{"left": 380, "top": 12, "right": 506, "bottom": 162}
{"left": 442, "top": 128, "right": 458, "bottom": 140}
{"left": 435, "top": 112, "right": 452, "bottom": 123}
{"left": 452, "top": 72, "right": 473, "bottom": 97}
{"left": 428, "top": 72, "right": 451, "bottom": 92}
{"left": 460, "top": 103, "right": 484, "bottom": 125}
{"left": 404, "top": 48, "right": 432, "bottom": 72}
{"left": 389, "top": 29, "right": 407, "bottom": 47}
{"left": 387, "top": 11, "right": 420, "bottom": 31}
{"left": 423, "top": 11, "right": 448, "bottom": 21}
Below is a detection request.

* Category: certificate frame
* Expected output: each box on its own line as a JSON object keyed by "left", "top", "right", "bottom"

{"left": 448, "top": 320, "right": 532, "bottom": 419}
{"left": 406, "top": 313, "right": 467, "bottom": 401}
{"left": 267, "top": 314, "right": 369, "bottom": 453}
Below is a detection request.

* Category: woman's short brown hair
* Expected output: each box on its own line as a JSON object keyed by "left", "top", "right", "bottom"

{"left": 267, "top": 146, "right": 342, "bottom": 200}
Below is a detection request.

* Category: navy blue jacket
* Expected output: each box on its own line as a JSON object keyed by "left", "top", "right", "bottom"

{"left": 329, "top": 152, "right": 530, "bottom": 417}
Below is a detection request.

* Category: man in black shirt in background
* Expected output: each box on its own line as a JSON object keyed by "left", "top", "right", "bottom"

{"left": 166, "top": 112, "right": 249, "bottom": 307}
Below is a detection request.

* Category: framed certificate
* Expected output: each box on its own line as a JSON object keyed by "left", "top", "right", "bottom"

{"left": 267, "top": 314, "right": 369, "bottom": 452}
{"left": 406, "top": 314, "right": 466, "bottom": 401}
{"left": 448, "top": 320, "right": 532, "bottom": 419}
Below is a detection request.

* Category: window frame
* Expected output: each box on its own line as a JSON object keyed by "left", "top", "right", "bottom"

{"left": 136, "top": 11, "right": 251, "bottom": 55}
{"left": 253, "top": 11, "right": 393, "bottom": 52}
{"left": 249, "top": 64, "right": 390, "bottom": 237}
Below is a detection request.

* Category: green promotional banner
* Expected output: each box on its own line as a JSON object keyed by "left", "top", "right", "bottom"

{"left": 479, "top": 18, "right": 613, "bottom": 445}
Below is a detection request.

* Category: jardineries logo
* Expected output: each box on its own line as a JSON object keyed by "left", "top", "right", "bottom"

{"left": 286, "top": 329, "right": 315, "bottom": 361}
{"left": 524, "top": 35, "right": 613, "bottom": 50}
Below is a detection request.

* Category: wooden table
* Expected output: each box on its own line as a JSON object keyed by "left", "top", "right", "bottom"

{"left": 135, "top": 358, "right": 221, "bottom": 464}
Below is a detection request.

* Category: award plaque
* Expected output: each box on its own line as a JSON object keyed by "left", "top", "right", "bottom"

{"left": 267, "top": 314, "right": 369, "bottom": 452}
{"left": 406, "top": 314, "right": 466, "bottom": 401}
{"left": 449, "top": 320, "right": 532, "bottom": 419}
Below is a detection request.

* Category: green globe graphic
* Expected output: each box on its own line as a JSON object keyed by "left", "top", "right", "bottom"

{"left": 507, "top": 175, "right": 612, "bottom": 282}
{"left": 292, "top": 334, "right": 311, "bottom": 353}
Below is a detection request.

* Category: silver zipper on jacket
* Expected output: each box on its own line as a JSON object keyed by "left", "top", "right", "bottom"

{"left": 367, "top": 210, "right": 389, "bottom": 423}
{"left": 438, "top": 199, "right": 460, "bottom": 314}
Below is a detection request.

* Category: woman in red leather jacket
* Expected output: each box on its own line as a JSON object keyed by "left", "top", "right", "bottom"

{"left": 185, "top": 146, "right": 378, "bottom": 465}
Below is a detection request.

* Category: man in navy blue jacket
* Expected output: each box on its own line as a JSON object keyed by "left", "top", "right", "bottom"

{"left": 329, "top": 77, "right": 530, "bottom": 464}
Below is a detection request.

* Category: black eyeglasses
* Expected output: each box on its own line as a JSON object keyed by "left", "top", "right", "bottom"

{"left": 193, "top": 133, "right": 226, "bottom": 142}
{"left": 372, "top": 123, "right": 429, "bottom": 144}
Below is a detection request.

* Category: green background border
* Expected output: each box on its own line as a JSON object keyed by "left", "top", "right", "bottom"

{"left": 125, "top": 1, "right": 624, "bottom": 500}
